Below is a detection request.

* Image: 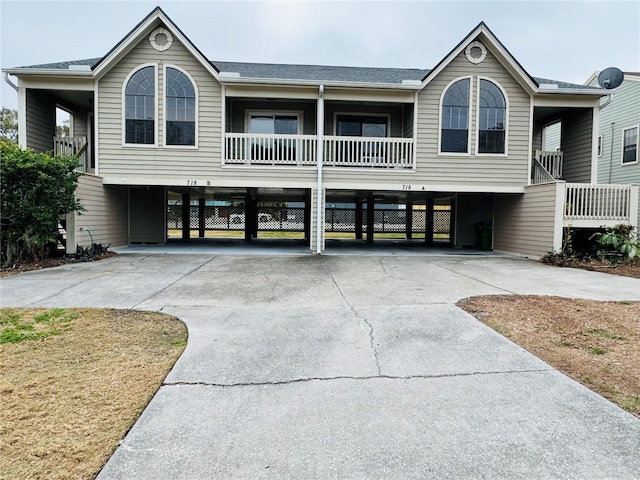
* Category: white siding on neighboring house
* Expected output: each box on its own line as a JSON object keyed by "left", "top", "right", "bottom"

{"left": 594, "top": 77, "right": 640, "bottom": 185}
{"left": 493, "top": 183, "right": 560, "bottom": 258}
{"left": 543, "top": 122, "right": 561, "bottom": 151}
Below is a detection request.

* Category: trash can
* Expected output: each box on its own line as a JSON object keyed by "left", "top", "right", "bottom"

{"left": 475, "top": 221, "right": 493, "bottom": 251}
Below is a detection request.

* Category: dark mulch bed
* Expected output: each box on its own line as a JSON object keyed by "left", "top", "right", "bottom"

{"left": 0, "top": 252, "right": 117, "bottom": 278}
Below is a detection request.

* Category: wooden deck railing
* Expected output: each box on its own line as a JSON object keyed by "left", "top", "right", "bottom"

{"left": 532, "top": 159, "right": 557, "bottom": 185}
{"left": 53, "top": 136, "right": 89, "bottom": 172}
{"left": 565, "top": 183, "right": 634, "bottom": 221}
{"left": 324, "top": 136, "right": 414, "bottom": 168}
{"left": 534, "top": 149, "right": 563, "bottom": 179}
{"left": 224, "top": 133, "right": 317, "bottom": 166}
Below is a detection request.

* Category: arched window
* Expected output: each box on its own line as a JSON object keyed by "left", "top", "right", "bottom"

{"left": 125, "top": 66, "right": 155, "bottom": 144}
{"left": 478, "top": 79, "right": 506, "bottom": 154}
{"left": 441, "top": 78, "right": 470, "bottom": 153}
{"left": 166, "top": 67, "right": 196, "bottom": 146}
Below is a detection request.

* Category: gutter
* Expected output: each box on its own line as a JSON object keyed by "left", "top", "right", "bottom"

{"left": 1, "top": 68, "right": 94, "bottom": 77}
{"left": 217, "top": 75, "right": 424, "bottom": 90}
{"left": 535, "top": 87, "right": 606, "bottom": 96}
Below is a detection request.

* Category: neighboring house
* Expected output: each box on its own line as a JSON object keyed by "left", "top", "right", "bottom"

{"left": 588, "top": 72, "right": 640, "bottom": 227}
{"left": 544, "top": 72, "right": 640, "bottom": 228}
{"left": 3, "top": 7, "right": 638, "bottom": 257}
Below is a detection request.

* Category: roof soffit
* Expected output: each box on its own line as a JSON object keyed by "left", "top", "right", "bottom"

{"left": 92, "top": 7, "right": 219, "bottom": 81}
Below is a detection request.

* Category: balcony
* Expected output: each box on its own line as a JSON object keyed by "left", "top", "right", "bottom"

{"left": 53, "top": 136, "right": 89, "bottom": 172}
{"left": 564, "top": 183, "right": 638, "bottom": 228}
{"left": 531, "top": 149, "right": 563, "bottom": 184}
{"left": 224, "top": 133, "right": 415, "bottom": 169}
{"left": 224, "top": 133, "right": 317, "bottom": 166}
{"left": 324, "top": 136, "right": 414, "bottom": 168}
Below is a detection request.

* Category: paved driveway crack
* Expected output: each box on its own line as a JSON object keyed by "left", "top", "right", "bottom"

{"left": 321, "top": 259, "right": 380, "bottom": 374}
{"left": 163, "top": 368, "right": 553, "bottom": 388}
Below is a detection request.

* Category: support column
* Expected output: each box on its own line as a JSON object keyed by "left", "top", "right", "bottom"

{"left": 355, "top": 198, "right": 363, "bottom": 240}
{"left": 425, "top": 198, "right": 434, "bottom": 246}
{"left": 198, "top": 197, "right": 206, "bottom": 238}
{"left": 304, "top": 190, "right": 311, "bottom": 241}
{"left": 449, "top": 196, "right": 456, "bottom": 248}
{"left": 406, "top": 201, "right": 413, "bottom": 240}
{"left": 244, "top": 194, "right": 255, "bottom": 241}
{"left": 181, "top": 193, "right": 190, "bottom": 240}
{"left": 65, "top": 211, "right": 76, "bottom": 254}
{"left": 366, "top": 194, "right": 374, "bottom": 244}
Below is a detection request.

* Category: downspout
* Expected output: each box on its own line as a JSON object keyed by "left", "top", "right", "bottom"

{"left": 316, "top": 85, "right": 324, "bottom": 254}
{"left": 3, "top": 72, "right": 18, "bottom": 91}
{"left": 608, "top": 121, "right": 615, "bottom": 183}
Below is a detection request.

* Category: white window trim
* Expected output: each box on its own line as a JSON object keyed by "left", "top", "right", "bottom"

{"left": 621, "top": 125, "right": 639, "bottom": 165}
{"left": 438, "top": 76, "right": 472, "bottom": 156}
{"left": 475, "top": 76, "right": 508, "bottom": 157}
{"left": 332, "top": 112, "right": 391, "bottom": 137}
{"left": 163, "top": 64, "right": 199, "bottom": 149}
{"left": 122, "top": 63, "right": 158, "bottom": 148}
{"left": 244, "top": 110, "right": 304, "bottom": 134}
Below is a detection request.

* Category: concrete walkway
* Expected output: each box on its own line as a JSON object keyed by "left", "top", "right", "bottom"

{"left": 1, "top": 252, "right": 639, "bottom": 479}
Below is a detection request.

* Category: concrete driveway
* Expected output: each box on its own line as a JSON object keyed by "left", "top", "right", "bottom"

{"left": 1, "top": 252, "right": 639, "bottom": 479}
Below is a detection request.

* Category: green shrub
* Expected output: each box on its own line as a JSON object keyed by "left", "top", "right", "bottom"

{"left": 1, "top": 140, "right": 84, "bottom": 266}
{"left": 591, "top": 224, "right": 640, "bottom": 262}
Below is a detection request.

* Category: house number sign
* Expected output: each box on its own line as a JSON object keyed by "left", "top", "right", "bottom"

{"left": 401, "top": 185, "right": 426, "bottom": 191}
{"left": 186, "top": 180, "right": 211, "bottom": 186}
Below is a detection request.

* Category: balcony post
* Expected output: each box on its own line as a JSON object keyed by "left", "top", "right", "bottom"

{"left": 198, "top": 197, "right": 206, "bottom": 238}
{"left": 355, "top": 199, "right": 363, "bottom": 240}
{"left": 181, "top": 193, "right": 190, "bottom": 241}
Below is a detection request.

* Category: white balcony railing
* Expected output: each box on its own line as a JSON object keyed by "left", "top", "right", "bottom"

{"left": 53, "top": 136, "right": 88, "bottom": 172}
{"left": 532, "top": 159, "right": 557, "bottom": 185}
{"left": 534, "top": 149, "right": 563, "bottom": 179}
{"left": 565, "top": 183, "right": 634, "bottom": 221}
{"left": 324, "top": 136, "right": 414, "bottom": 168}
{"left": 225, "top": 133, "right": 317, "bottom": 166}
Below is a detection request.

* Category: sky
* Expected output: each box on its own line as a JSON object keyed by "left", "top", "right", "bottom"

{"left": 1, "top": 0, "right": 639, "bottom": 110}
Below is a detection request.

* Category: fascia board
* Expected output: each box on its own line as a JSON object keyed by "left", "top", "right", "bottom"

{"left": 2, "top": 68, "right": 93, "bottom": 77}
{"left": 217, "top": 76, "right": 423, "bottom": 90}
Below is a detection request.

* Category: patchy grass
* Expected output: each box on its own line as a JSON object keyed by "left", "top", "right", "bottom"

{"left": 458, "top": 296, "right": 640, "bottom": 418}
{"left": 0, "top": 308, "right": 187, "bottom": 480}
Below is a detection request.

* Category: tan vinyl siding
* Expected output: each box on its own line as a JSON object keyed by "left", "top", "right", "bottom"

{"left": 98, "top": 23, "right": 317, "bottom": 189}
{"left": 493, "top": 183, "right": 559, "bottom": 258}
{"left": 72, "top": 108, "right": 90, "bottom": 138}
{"left": 130, "top": 187, "right": 165, "bottom": 243}
{"left": 560, "top": 108, "right": 593, "bottom": 182}
{"left": 75, "top": 174, "right": 128, "bottom": 247}
{"left": 413, "top": 42, "right": 531, "bottom": 188}
{"left": 25, "top": 89, "right": 55, "bottom": 153}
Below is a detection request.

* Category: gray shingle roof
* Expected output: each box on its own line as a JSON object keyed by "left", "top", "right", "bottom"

{"left": 11, "top": 57, "right": 602, "bottom": 91}
{"left": 211, "top": 61, "right": 430, "bottom": 84}
{"left": 533, "top": 77, "right": 599, "bottom": 90}
{"left": 16, "top": 58, "right": 101, "bottom": 69}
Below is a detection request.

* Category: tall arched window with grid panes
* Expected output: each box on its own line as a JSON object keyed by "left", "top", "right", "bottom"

{"left": 478, "top": 79, "right": 506, "bottom": 154}
{"left": 440, "top": 78, "right": 470, "bottom": 153}
{"left": 165, "top": 67, "right": 196, "bottom": 146}
{"left": 125, "top": 66, "right": 155, "bottom": 144}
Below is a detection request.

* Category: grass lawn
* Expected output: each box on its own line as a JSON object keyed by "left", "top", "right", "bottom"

{"left": 0, "top": 308, "right": 187, "bottom": 480}
{"left": 458, "top": 296, "right": 640, "bottom": 417}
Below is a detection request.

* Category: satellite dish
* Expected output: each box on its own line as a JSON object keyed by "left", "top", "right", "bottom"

{"left": 597, "top": 67, "right": 624, "bottom": 89}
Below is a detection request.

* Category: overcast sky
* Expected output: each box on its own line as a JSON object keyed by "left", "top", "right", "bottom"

{"left": 1, "top": 0, "right": 639, "bottom": 109}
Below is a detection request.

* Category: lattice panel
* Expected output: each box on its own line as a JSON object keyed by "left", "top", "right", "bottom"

{"left": 257, "top": 208, "right": 305, "bottom": 232}
{"left": 433, "top": 210, "right": 451, "bottom": 234}
{"left": 325, "top": 209, "right": 356, "bottom": 232}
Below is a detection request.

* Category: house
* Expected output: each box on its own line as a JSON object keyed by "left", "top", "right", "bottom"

{"left": 3, "top": 7, "right": 638, "bottom": 257}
